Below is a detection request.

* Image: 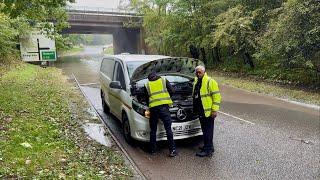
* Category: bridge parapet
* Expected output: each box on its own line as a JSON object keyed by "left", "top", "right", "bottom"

{"left": 66, "top": 5, "right": 137, "bottom": 16}
{"left": 64, "top": 6, "right": 145, "bottom": 54}
{"left": 66, "top": 5, "right": 142, "bottom": 28}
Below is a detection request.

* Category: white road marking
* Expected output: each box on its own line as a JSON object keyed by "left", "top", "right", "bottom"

{"left": 279, "top": 98, "right": 320, "bottom": 110}
{"left": 218, "top": 111, "right": 255, "bottom": 125}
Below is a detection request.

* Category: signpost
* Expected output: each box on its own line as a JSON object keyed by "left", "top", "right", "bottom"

{"left": 20, "top": 29, "right": 57, "bottom": 62}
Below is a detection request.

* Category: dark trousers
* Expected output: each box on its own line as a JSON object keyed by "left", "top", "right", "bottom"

{"left": 199, "top": 116, "right": 215, "bottom": 152}
{"left": 149, "top": 104, "right": 175, "bottom": 152}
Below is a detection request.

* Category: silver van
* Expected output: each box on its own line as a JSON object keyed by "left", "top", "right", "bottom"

{"left": 99, "top": 54, "right": 204, "bottom": 144}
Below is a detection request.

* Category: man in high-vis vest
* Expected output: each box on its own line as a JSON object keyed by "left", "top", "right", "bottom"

{"left": 193, "top": 65, "right": 221, "bottom": 157}
{"left": 144, "top": 72, "right": 177, "bottom": 157}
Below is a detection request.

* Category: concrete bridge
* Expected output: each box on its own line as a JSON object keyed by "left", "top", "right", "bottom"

{"left": 62, "top": 6, "right": 145, "bottom": 54}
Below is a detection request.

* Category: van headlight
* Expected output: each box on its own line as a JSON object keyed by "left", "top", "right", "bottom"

{"left": 132, "top": 100, "right": 149, "bottom": 119}
{"left": 144, "top": 110, "right": 150, "bottom": 119}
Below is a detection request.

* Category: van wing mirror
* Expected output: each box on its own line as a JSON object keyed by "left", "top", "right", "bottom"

{"left": 109, "top": 81, "right": 122, "bottom": 89}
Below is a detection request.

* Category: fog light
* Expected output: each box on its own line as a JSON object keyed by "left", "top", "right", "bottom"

{"left": 137, "top": 131, "right": 148, "bottom": 137}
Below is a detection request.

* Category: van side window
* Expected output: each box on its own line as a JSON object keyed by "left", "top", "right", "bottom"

{"left": 114, "top": 62, "right": 126, "bottom": 90}
{"left": 101, "top": 58, "right": 115, "bottom": 78}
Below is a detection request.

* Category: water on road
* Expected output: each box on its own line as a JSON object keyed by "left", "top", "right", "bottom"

{"left": 55, "top": 46, "right": 103, "bottom": 84}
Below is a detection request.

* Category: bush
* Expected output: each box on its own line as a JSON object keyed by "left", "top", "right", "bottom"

{"left": 0, "top": 13, "right": 18, "bottom": 63}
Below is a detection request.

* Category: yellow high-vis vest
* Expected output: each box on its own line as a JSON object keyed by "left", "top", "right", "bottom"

{"left": 192, "top": 73, "right": 221, "bottom": 117}
{"left": 145, "top": 78, "right": 173, "bottom": 108}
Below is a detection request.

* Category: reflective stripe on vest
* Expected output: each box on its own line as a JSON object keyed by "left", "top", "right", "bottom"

{"left": 193, "top": 73, "right": 221, "bottom": 117}
{"left": 145, "top": 78, "right": 173, "bottom": 108}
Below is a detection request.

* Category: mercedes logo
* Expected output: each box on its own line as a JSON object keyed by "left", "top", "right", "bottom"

{"left": 176, "top": 109, "right": 187, "bottom": 121}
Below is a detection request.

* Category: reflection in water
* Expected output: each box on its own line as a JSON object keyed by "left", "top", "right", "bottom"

{"left": 55, "top": 46, "right": 104, "bottom": 84}
{"left": 83, "top": 123, "right": 112, "bottom": 147}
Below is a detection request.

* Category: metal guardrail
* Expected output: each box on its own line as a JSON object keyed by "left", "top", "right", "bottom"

{"left": 65, "top": 5, "right": 142, "bottom": 28}
{"left": 66, "top": 5, "right": 138, "bottom": 16}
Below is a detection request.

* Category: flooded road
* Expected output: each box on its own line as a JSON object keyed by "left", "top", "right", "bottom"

{"left": 55, "top": 46, "right": 103, "bottom": 84}
{"left": 55, "top": 48, "right": 320, "bottom": 180}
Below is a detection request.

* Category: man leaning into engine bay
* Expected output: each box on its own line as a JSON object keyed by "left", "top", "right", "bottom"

{"left": 144, "top": 71, "right": 177, "bottom": 157}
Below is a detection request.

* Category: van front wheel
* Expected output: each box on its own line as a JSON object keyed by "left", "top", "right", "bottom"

{"left": 122, "top": 113, "right": 135, "bottom": 146}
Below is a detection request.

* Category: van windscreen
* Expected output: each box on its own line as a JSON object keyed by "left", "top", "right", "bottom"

{"left": 127, "top": 61, "right": 148, "bottom": 78}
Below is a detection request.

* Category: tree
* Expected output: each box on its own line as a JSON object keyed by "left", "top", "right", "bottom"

{"left": 0, "top": 1, "right": 74, "bottom": 61}
{"left": 131, "top": 0, "right": 233, "bottom": 63}
{"left": 129, "top": 0, "right": 319, "bottom": 87}
{"left": 0, "top": 12, "right": 17, "bottom": 62}
{"left": 1, "top": 0, "right": 71, "bottom": 33}
{"left": 212, "top": 5, "right": 256, "bottom": 68}
{"left": 256, "top": 0, "right": 320, "bottom": 73}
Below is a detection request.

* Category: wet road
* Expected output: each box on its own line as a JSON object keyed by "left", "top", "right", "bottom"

{"left": 56, "top": 47, "right": 320, "bottom": 180}
{"left": 55, "top": 46, "right": 103, "bottom": 84}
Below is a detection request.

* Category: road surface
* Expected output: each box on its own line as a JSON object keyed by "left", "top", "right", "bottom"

{"left": 56, "top": 47, "right": 320, "bottom": 179}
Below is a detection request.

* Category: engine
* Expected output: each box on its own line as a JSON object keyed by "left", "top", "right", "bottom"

{"left": 131, "top": 80, "right": 198, "bottom": 122}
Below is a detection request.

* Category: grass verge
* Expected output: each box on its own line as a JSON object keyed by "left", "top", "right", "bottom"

{"left": 103, "top": 47, "right": 114, "bottom": 55}
{"left": 0, "top": 63, "right": 132, "bottom": 179}
{"left": 208, "top": 70, "right": 320, "bottom": 106}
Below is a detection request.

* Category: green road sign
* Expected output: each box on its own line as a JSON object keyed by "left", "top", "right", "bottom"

{"left": 41, "top": 50, "right": 56, "bottom": 61}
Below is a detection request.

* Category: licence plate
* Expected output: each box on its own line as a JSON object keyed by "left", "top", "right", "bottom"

{"left": 172, "top": 124, "right": 191, "bottom": 132}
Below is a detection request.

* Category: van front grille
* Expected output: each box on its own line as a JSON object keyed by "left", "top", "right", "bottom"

{"left": 157, "top": 128, "right": 202, "bottom": 139}
{"left": 169, "top": 102, "right": 198, "bottom": 122}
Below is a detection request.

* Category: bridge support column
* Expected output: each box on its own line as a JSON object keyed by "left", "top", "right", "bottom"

{"left": 113, "top": 28, "right": 142, "bottom": 54}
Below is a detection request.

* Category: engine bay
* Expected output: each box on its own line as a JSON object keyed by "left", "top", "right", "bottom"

{"left": 131, "top": 80, "right": 198, "bottom": 122}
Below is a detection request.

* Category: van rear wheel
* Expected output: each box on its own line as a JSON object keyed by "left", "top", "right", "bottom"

{"left": 122, "top": 113, "right": 135, "bottom": 146}
{"left": 101, "top": 90, "right": 110, "bottom": 113}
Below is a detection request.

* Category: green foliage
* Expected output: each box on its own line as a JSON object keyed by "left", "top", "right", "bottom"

{"left": 131, "top": 0, "right": 320, "bottom": 88}
{"left": 208, "top": 69, "right": 320, "bottom": 105}
{"left": 255, "top": 0, "right": 320, "bottom": 73}
{"left": 0, "top": 1, "right": 71, "bottom": 62}
{"left": 213, "top": 5, "right": 256, "bottom": 55}
{"left": 103, "top": 47, "right": 114, "bottom": 55}
{"left": 0, "top": 13, "right": 18, "bottom": 62}
{"left": 2, "top": 0, "right": 70, "bottom": 32}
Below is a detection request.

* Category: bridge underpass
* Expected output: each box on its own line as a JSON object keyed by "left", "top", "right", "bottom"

{"left": 62, "top": 7, "right": 145, "bottom": 54}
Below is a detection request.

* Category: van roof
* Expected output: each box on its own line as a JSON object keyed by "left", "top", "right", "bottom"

{"left": 104, "top": 54, "right": 170, "bottom": 62}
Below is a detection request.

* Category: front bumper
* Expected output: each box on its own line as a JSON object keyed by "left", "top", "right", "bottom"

{"left": 129, "top": 110, "right": 203, "bottom": 142}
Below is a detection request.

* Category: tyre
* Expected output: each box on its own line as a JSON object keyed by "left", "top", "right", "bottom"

{"left": 122, "top": 113, "right": 135, "bottom": 146}
{"left": 101, "top": 90, "right": 110, "bottom": 113}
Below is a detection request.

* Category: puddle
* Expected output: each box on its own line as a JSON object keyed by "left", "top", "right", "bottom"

{"left": 86, "top": 107, "right": 98, "bottom": 119}
{"left": 83, "top": 123, "right": 112, "bottom": 147}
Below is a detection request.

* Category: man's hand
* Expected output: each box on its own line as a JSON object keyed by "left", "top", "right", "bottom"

{"left": 211, "top": 111, "right": 217, "bottom": 119}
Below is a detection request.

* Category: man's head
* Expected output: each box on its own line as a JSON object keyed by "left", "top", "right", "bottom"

{"left": 195, "top": 65, "right": 205, "bottom": 78}
{"left": 148, "top": 71, "right": 157, "bottom": 80}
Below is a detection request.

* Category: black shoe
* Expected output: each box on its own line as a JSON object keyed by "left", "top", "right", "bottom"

{"left": 149, "top": 149, "right": 156, "bottom": 155}
{"left": 199, "top": 146, "right": 214, "bottom": 152}
{"left": 196, "top": 150, "right": 212, "bottom": 157}
{"left": 169, "top": 150, "right": 177, "bottom": 157}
